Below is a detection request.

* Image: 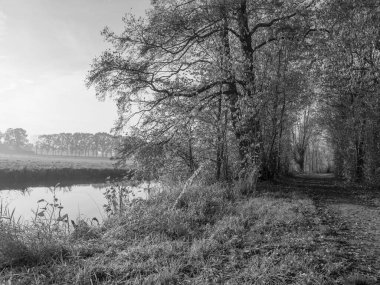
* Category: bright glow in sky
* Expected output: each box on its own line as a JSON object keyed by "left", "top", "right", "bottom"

{"left": 0, "top": 0, "right": 150, "bottom": 136}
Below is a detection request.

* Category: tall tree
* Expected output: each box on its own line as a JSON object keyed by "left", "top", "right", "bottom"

{"left": 87, "top": 0, "right": 318, "bottom": 188}
{"left": 4, "top": 128, "right": 29, "bottom": 149}
{"left": 318, "top": 0, "right": 380, "bottom": 182}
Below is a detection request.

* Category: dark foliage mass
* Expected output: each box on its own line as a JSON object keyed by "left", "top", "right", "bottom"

{"left": 87, "top": 0, "right": 380, "bottom": 187}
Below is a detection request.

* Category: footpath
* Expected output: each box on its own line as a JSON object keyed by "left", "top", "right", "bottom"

{"left": 278, "top": 174, "right": 380, "bottom": 283}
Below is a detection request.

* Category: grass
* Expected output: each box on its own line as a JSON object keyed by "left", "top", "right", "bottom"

{"left": 0, "top": 153, "right": 115, "bottom": 170}
{"left": 0, "top": 201, "right": 69, "bottom": 270}
{"left": 0, "top": 153, "right": 133, "bottom": 189}
{"left": 0, "top": 182, "right": 376, "bottom": 284}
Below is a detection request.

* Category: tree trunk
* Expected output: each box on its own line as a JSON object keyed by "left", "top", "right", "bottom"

{"left": 188, "top": 124, "right": 196, "bottom": 173}
{"left": 356, "top": 133, "right": 365, "bottom": 182}
{"left": 220, "top": 2, "right": 260, "bottom": 191}
{"left": 216, "top": 91, "right": 223, "bottom": 181}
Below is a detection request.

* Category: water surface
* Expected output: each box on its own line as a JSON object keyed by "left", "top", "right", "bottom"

{"left": 0, "top": 183, "right": 155, "bottom": 223}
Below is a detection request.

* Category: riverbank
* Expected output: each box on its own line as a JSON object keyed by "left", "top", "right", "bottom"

{"left": 1, "top": 176, "right": 377, "bottom": 284}
{"left": 0, "top": 168, "right": 133, "bottom": 190}
{"left": 0, "top": 153, "right": 116, "bottom": 170}
{"left": 0, "top": 153, "right": 133, "bottom": 190}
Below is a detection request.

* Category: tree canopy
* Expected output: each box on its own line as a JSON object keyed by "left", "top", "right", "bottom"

{"left": 87, "top": 0, "right": 380, "bottom": 186}
{"left": 35, "top": 132, "right": 123, "bottom": 157}
{"left": 0, "top": 128, "right": 31, "bottom": 153}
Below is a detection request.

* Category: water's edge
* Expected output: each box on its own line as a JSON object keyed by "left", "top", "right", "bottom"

{"left": 0, "top": 168, "right": 134, "bottom": 190}
{"left": 1, "top": 178, "right": 157, "bottom": 222}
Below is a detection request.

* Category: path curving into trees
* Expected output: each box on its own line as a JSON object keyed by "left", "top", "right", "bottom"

{"left": 268, "top": 174, "right": 380, "bottom": 281}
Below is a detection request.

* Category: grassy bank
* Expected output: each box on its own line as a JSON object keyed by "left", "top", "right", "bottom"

{"left": 0, "top": 153, "right": 133, "bottom": 189}
{"left": 0, "top": 153, "right": 116, "bottom": 170}
{"left": 0, "top": 182, "right": 372, "bottom": 284}
{"left": 0, "top": 168, "right": 133, "bottom": 190}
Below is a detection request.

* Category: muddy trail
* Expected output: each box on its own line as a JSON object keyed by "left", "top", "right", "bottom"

{"left": 264, "top": 174, "right": 380, "bottom": 283}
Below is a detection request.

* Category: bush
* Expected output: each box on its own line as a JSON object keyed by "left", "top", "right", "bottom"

{"left": 104, "top": 183, "right": 236, "bottom": 242}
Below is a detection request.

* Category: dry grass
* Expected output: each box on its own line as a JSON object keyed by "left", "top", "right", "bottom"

{"left": 0, "top": 182, "right": 377, "bottom": 284}
{"left": 0, "top": 153, "right": 133, "bottom": 189}
{"left": 0, "top": 153, "right": 115, "bottom": 170}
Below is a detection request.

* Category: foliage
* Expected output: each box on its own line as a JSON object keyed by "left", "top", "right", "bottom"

{"left": 103, "top": 181, "right": 135, "bottom": 217}
{"left": 32, "top": 184, "right": 70, "bottom": 236}
{"left": 85, "top": 0, "right": 380, "bottom": 186}
{"left": 317, "top": 0, "right": 380, "bottom": 183}
{"left": 87, "top": 0, "right": 322, "bottom": 186}
{"left": 0, "top": 128, "right": 31, "bottom": 154}
{"left": 35, "top": 132, "right": 123, "bottom": 157}
{"left": 3, "top": 128, "right": 28, "bottom": 149}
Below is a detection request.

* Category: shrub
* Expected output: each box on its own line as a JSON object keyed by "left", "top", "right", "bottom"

{"left": 103, "top": 183, "right": 236, "bottom": 242}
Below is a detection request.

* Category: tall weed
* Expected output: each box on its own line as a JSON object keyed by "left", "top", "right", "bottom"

{"left": 0, "top": 185, "right": 71, "bottom": 269}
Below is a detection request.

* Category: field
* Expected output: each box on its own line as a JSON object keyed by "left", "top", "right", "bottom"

{"left": 0, "top": 153, "right": 115, "bottom": 170}
{"left": 0, "top": 153, "right": 133, "bottom": 190}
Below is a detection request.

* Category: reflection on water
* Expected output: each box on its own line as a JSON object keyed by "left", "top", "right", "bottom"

{"left": 0, "top": 182, "right": 159, "bottom": 223}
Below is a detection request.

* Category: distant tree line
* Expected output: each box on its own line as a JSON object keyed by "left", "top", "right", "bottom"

{"left": 0, "top": 128, "right": 124, "bottom": 158}
{"left": 36, "top": 133, "right": 123, "bottom": 157}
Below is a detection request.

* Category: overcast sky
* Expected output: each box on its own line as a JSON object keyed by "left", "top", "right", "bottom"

{"left": 0, "top": 0, "right": 150, "bottom": 137}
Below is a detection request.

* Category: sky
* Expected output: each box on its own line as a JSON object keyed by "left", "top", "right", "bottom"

{"left": 0, "top": 0, "right": 151, "bottom": 138}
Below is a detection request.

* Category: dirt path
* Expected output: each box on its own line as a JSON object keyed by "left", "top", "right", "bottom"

{"left": 272, "top": 174, "right": 380, "bottom": 282}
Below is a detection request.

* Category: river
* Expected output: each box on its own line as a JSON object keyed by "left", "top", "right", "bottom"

{"left": 0, "top": 182, "right": 158, "bottom": 223}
